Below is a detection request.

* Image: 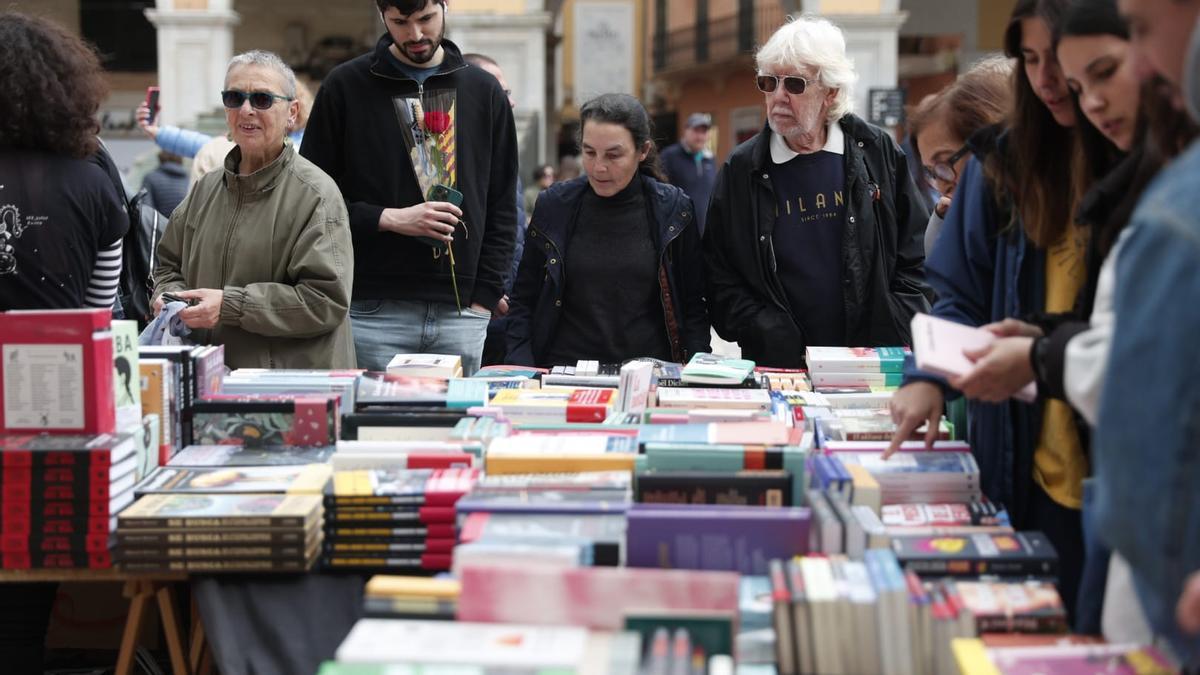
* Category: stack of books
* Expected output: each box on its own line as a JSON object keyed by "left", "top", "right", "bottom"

{"left": 804, "top": 346, "right": 909, "bottom": 393}
{"left": 322, "top": 467, "right": 478, "bottom": 573}
{"left": 114, "top": 493, "right": 324, "bottom": 572}
{"left": 362, "top": 575, "right": 460, "bottom": 620}
{"left": 0, "top": 432, "right": 136, "bottom": 569}
{"left": 221, "top": 368, "right": 363, "bottom": 415}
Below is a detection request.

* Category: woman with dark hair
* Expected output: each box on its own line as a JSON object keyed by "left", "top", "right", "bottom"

{"left": 0, "top": 12, "right": 131, "bottom": 672}
{"left": 505, "top": 93, "right": 710, "bottom": 367}
{"left": 908, "top": 56, "right": 1014, "bottom": 256}
{"left": 0, "top": 11, "right": 128, "bottom": 312}
{"left": 944, "top": 0, "right": 1198, "bottom": 635}
{"left": 887, "top": 0, "right": 1094, "bottom": 622}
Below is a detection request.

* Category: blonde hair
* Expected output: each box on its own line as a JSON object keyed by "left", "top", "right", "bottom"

{"left": 755, "top": 16, "right": 857, "bottom": 122}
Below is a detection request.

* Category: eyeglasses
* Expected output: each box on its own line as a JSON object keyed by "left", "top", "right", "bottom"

{"left": 924, "top": 144, "right": 971, "bottom": 186}
{"left": 755, "top": 74, "right": 809, "bottom": 96}
{"left": 221, "top": 89, "right": 294, "bottom": 110}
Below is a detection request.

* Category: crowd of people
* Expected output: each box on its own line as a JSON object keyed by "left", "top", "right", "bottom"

{"left": 2, "top": 0, "right": 1200, "bottom": 669}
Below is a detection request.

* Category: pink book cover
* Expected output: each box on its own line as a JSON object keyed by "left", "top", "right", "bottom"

{"left": 988, "top": 643, "right": 1174, "bottom": 674}
{"left": 457, "top": 564, "right": 739, "bottom": 630}
{"left": 911, "top": 313, "right": 1037, "bottom": 403}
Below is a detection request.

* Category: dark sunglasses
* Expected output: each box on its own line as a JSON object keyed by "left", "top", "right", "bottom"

{"left": 221, "top": 89, "right": 294, "bottom": 110}
{"left": 924, "top": 144, "right": 971, "bottom": 185}
{"left": 756, "top": 74, "right": 809, "bottom": 95}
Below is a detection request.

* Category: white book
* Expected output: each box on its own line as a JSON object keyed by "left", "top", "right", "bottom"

{"left": 655, "top": 387, "right": 771, "bottom": 411}
{"left": 385, "top": 353, "right": 464, "bottom": 378}
{"left": 911, "top": 313, "right": 1036, "bottom": 403}
{"left": 617, "top": 360, "right": 654, "bottom": 413}
{"left": 800, "top": 557, "right": 840, "bottom": 675}
{"left": 335, "top": 618, "right": 591, "bottom": 667}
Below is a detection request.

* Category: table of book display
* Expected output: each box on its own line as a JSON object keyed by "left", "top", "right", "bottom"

{"left": 0, "top": 309, "right": 1178, "bottom": 675}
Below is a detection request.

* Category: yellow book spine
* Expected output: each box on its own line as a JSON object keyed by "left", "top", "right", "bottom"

{"left": 951, "top": 638, "right": 1001, "bottom": 675}
{"left": 483, "top": 454, "right": 636, "bottom": 475}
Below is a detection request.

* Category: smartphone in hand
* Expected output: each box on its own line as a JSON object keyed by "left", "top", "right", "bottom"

{"left": 160, "top": 292, "right": 197, "bottom": 307}
{"left": 419, "top": 184, "right": 465, "bottom": 250}
{"left": 145, "top": 86, "right": 161, "bottom": 125}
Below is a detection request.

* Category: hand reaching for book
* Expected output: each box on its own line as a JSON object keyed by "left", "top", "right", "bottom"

{"left": 885, "top": 381, "right": 944, "bottom": 458}
{"left": 176, "top": 288, "right": 223, "bottom": 329}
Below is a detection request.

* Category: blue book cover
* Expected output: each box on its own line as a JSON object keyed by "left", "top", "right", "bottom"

{"left": 625, "top": 504, "right": 811, "bottom": 575}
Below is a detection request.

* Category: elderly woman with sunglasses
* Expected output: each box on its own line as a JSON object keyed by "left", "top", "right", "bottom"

{"left": 703, "top": 17, "right": 931, "bottom": 368}
{"left": 908, "top": 57, "right": 1013, "bottom": 257}
{"left": 152, "top": 50, "right": 356, "bottom": 369}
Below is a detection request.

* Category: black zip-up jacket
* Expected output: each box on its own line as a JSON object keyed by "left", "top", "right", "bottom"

{"left": 702, "top": 115, "right": 931, "bottom": 367}
{"left": 300, "top": 36, "right": 518, "bottom": 311}
{"left": 505, "top": 175, "right": 711, "bottom": 366}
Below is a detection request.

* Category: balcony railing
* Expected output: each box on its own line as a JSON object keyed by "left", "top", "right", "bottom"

{"left": 653, "top": 3, "right": 786, "bottom": 74}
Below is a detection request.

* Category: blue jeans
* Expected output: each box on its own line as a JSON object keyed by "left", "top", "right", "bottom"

{"left": 1076, "top": 479, "right": 1110, "bottom": 635}
{"left": 349, "top": 299, "right": 490, "bottom": 375}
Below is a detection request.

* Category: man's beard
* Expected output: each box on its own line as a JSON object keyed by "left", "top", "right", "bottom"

{"left": 400, "top": 29, "right": 443, "bottom": 65}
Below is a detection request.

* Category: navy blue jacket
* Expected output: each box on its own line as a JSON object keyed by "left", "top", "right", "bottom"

{"left": 902, "top": 145, "right": 1048, "bottom": 528}
{"left": 505, "top": 174, "right": 711, "bottom": 366}
{"left": 660, "top": 141, "right": 716, "bottom": 235}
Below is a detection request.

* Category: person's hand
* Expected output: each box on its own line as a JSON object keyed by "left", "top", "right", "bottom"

{"left": 1178, "top": 570, "right": 1200, "bottom": 634}
{"left": 380, "top": 202, "right": 462, "bottom": 243}
{"left": 152, "top": 294, "right": 165, "bottom": 316}
{"left": 495, "top": 296, "right": 510, "bottom": 317}
{"left": 949, "top": 336, "right": 1035, "bottom": 403}
{"left": 934, "top": 195, "right": 952, "bottom": 218}
{"left": 981, "top": 318, "right": 1043, "bottom": 339}
{"left": 885, "top": 381, "right": 944, "bottom": 458}
{"left": 136, "top": 103, "right": 160, "bottom": 141}
{"left": 176, "top": 289, "right": 223, "bottom": 329}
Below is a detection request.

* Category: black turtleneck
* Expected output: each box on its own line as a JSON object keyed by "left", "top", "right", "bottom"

{"left": 542, "top": 177, "right": 672, "bottom": 367}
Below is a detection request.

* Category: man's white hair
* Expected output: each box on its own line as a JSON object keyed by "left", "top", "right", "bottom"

{"left": 225, "top": 50, "right": 297, "bottom": 99}
{"left": 755, "top": 16, "right": 857, "bottom": 122}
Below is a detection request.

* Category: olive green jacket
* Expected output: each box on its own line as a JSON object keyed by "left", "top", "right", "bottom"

{"left": 153, "top": 140, "right": 356, "bottom": 369}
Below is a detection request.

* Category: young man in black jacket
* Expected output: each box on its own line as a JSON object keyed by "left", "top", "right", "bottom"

{"left": 703, "top": 16, "right": 930, "bottom": 368}
{"left": 300, "top": 0, "right": 518, "bottom": 375}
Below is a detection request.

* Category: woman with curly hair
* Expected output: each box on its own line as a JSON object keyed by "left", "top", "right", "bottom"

{"left": 0, "top": 13, "right": 130, "bottom": 671}
{"left": 0, "top": 11, "right": 128, "bottom": 312}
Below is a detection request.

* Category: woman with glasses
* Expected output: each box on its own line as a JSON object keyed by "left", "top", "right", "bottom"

{"left": 152, "top": 50, "right": 357, "bottom": 369}
{"left": 887, "top": 0, "right": 1095, "bottom": 625}
{"left": 908, "top": 56, "right": 1013, "bottom": 256}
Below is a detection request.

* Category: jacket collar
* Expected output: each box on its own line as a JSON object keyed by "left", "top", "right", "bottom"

{"left": 222, "top": 138, "right": 294, "bottom": 197}
{"left": 369, "top": 34, "right": 468, "bottom": 82}
{"left": 769, "top": 121, "right": 845, "bottom": 162}
{"left": 752, "top": 113, "right": 872, "bottom": 172}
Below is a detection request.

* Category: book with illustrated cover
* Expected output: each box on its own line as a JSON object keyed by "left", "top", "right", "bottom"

{"left": 881, "top": 502, "right": 1010, "bottom": 528}
{"left": 191, "top": 394, "right": 339, "bottom": 447}
{"left": 892, "top": 531, "right": 1059, "bottom": 578}
{"left": 1, "top": 309, "right": 116, "bottom": 434}
{"left": 953, "top": 580, "right": 1067, "bottom": 634}
{"left": 117, "top": 493, "right": 323, "bottom": 529}
{"left": 329, "top": 467, "right": 479, "bottom": 506}
{"left": 133, "top": 464, "right": 331, "bottom": 496}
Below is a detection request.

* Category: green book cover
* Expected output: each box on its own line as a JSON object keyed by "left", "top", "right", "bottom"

{"left": 112, "top": 320, "right": 151, "bottom": 478}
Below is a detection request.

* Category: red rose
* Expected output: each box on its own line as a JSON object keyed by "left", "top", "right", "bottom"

{"left": 424, "top": 110, "right": 451, "bottom": 135}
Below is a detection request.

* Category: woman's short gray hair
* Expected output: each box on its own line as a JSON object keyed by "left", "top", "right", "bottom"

{"left": 225, "top": 50, "right": 297, "bottom": 99}
{"left": 755, "top": 16, "right": 857, "bottom": 122}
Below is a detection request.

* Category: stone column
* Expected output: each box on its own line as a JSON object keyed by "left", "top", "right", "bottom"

{"left": 145, "top": 0, "right": 241, "bottom": 128}
{"left": 449, "top": 10, "right": 554, "bottom": 169}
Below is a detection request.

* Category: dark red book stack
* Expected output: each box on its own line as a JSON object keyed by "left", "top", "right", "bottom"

{"left": 0, "top": 432, "right": 136, "bottom": 569}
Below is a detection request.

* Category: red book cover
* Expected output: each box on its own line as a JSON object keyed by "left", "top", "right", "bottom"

{"left": 0, "top": 309, "right": 114, "bottom": 434}
{"left": 566, "top": 389, "right": 614, "bottom": 423}
{"left": 404, "top": 452, "right": 474, "bottom": 470}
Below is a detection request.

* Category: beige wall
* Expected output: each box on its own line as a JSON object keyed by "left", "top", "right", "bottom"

{"left": 4, "top": 0, "right": 80, "bottom": 33}
{"left": 453, "top": 0, "right": 527, "bottom": 12}
{"left": 820, "top": 0, "right": 882, "bottom": 13}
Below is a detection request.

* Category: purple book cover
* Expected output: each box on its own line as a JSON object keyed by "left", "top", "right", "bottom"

{"left": 625, "top": 503, "right": 811, "bottom": 575}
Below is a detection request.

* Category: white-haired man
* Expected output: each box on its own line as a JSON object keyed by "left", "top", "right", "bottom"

{"left": 703, "top": 17, "right": 930, "bottom": 367}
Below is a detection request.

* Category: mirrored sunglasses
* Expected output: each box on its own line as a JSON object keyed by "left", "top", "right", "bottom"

{"left": 756, "top": 74, "right": 809, "bottom": 96}
{"left": 221, "top": 89, "right": 294, "bottom": 110}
